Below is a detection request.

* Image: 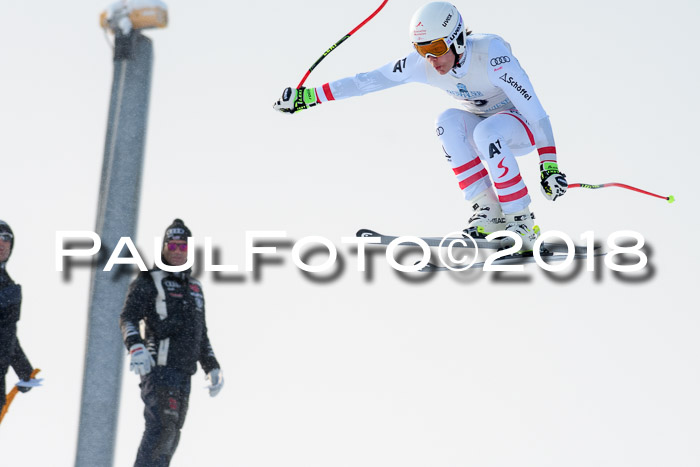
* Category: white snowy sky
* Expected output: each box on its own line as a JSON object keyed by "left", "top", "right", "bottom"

{"left": 1, "top": 0, "right": 699, "bottom": 466}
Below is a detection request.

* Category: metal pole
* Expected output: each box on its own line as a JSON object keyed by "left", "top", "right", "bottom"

{"left": 75, "top": 31, "right": 153, "bottom": 467}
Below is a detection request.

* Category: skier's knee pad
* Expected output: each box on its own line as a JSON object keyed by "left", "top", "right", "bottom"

{"left": 153, "top": 409, "right": 180, "bottom": 458}
{"left": 475, "top": 135, "right": 516, "bottom": 167}
{"left": 472, "top": 120, "right": 500, "bottom": 147}
{"left": 435, "top": 108, "right": 467, "bottom": 138}
{"left": 152, "top": 388, "right": 183, "bottom": 458}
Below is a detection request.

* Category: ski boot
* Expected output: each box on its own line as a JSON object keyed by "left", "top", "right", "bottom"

{"left": 504, "top": 208, "right": 540, "bottom": 253}
{"left": 462, "top": 188, "right": 506, "bottom": 238}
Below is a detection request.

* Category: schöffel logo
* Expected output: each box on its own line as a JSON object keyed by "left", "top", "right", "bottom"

{"left": 490, "top": 56, "right": 511, "bottom": 67}
{"left": 442, "top": 14, "right": 452, "bottom": 27}
{"left": 499, "top": 73, "right": 532, "bottom": 101}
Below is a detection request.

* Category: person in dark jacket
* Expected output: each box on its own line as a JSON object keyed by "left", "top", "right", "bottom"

{"left": 120, "top": 219, "right": 223, "bottom": 467}
{"left": 0, "top": 220, "right": 39, "bottom": 415}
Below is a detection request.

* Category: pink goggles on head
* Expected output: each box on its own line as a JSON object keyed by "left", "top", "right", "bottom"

{"left": 167, "top": 242, "right": 187, "bottom": 252}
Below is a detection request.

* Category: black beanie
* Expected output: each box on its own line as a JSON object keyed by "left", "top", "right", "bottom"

{"left": 0, "top": 220, "right": 14, "bottom": 254}
{"left": 163, "top": 218, "right": 192, "bottom": 243}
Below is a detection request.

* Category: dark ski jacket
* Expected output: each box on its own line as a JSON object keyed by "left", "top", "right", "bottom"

{"left": 0, "top": 265, "right": 33, "bottom": 380}
{"left": 119, "top": 267, "right": 220, "bottom": 376}
{"left": 0, "top": 265, "right": 22, "bottom": 326}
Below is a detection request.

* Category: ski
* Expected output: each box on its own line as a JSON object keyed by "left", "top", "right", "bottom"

{"left": 358, "top": 228, "right": 503, "bottom": 248}
{"left": 418, "top": 250, "right": 606, "bottom": 272}
{"left": 356, "top": 228, "right": 599, "bottom": 254}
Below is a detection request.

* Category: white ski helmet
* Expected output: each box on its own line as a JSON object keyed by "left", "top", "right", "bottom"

{"left": 409, "top": 2, "right": 467, "bottom": 57}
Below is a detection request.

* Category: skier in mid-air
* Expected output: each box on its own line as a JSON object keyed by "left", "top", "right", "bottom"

{"left": 120, "top": 219, "right": 223, "bottom": 467}
{"left": 274, "top": 1, "right": 568, "bottom": 252}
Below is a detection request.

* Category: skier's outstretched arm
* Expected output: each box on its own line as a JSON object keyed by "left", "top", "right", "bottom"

{"left": 273, "top": 52, "right": 426, "bottom": 114}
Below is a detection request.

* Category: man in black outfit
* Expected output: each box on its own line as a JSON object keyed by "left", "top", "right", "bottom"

{"left": 120, "top": 219, "right": 223, "bottom": 467}
{"left": 0, "top": 220, "right": 39, "bottom": 416}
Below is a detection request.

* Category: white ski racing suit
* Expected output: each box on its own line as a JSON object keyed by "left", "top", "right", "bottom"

{"left": 311, "top": 34, "right": 557, "bottom": 214}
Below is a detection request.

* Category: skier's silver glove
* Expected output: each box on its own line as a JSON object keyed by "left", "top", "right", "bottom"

{"left": 129, "top": 343, "right": 155, "bottom": 376}
{"left": 206, "top": 369, "right": 224, "bottom": 397}
{"left": 540, "top": 162, "right": 568, "bottom": 201}
{"left": 273, "top": 87, "right": 319, "bottom": 114}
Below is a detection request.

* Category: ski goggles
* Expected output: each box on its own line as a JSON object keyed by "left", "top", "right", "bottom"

{"left": 166, "top": 241, "right": 188, "bottom": 252}
{"left": 413, "top": 38, "right": 451, "bottom": 58}
{"left": 0, "top": 233, "right": 13, "bottom": 242}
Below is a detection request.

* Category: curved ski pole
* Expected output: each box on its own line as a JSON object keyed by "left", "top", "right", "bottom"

{"left": 0, "top": 368, "right": 41, "bottom": 425}
{"left": 296, "top": 0, "right": 389, "bottom": 89}
{"left": 569, "top": 182, "right": 675, "bottom": 203}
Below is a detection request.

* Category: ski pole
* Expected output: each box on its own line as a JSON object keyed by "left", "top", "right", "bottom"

{"left": 568, "top": 182, "right": 675, "bottom": 203}
{"left": 296, "top": 0, "right": 389, "bottom": 89}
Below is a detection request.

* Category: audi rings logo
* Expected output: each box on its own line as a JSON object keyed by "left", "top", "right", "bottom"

{"left": 490, "top": 56, "right": 511, "bottom": 66}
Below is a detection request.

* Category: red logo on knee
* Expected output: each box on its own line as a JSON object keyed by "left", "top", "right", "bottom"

{"left": 497, "top": 158, "right": 509, "bottom": 178}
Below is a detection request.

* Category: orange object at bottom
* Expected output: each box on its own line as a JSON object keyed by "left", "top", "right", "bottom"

{"left": 0, "top": 368, "right": 41, "bottom": 425}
